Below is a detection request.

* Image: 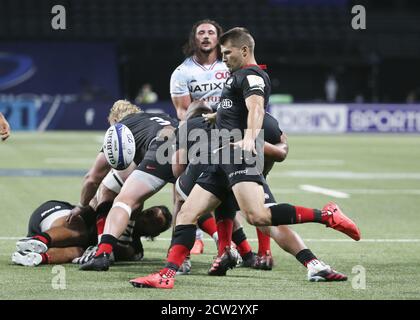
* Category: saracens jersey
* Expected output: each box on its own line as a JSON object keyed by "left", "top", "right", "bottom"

{"left": 119, "top": 112, "right": 178, "bottom": 164}
{"left": 170, "top": 57, "right": 230, "bottom": 110}
{"left": 216, "top": 65, "right": 271, "bottom": 135}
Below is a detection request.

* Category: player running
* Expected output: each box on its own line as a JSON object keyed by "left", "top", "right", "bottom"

{"left": 171, "top": 19, "right": 273, "bottom": 259}
{"left": 130, "top": 27, "right": 361, "bottom": 289}
{"left": 174, "top": 101, "right": 349, "bottom": 281}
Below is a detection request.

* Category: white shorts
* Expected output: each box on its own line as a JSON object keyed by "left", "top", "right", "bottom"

{"left": 39, "top": 210, "right": 71, "bottom": 232}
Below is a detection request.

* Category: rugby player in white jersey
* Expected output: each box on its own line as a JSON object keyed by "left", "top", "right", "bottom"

{"left": 170, "top": 19, "right": 228, "bottom": 120}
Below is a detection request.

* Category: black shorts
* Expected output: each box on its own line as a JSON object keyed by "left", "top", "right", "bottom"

{"left": 193, "top": 146, "right": 264, "bottom": 200}
{"left": 137, "top": 139, "right": 176, "bottom": 184}
{"left": 27, "top": 200, "right": 74, "bottom": 236}
{"left": 214, "top": 178, "right": 277, "bottom": 220}
{"left": 177, "top": 161, "right": 276, "bottom": 220}
{"left": 210, "top": 145, "right": 265, "bottom": 188}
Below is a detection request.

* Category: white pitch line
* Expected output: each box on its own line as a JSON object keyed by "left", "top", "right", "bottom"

{"left": 300, "top": 184, "right": 350, "bottom": 198}
{"left": 340, "top": 189, "right": 420, "bottom": 195}
{"left": 1, "top": 237, "right": 420, "bottom": 243}
{"left": 286, "top": 159, "right": 345, "bottom": 166}
{"left": 44, "top": 158, "right": 94, "bottom": 164}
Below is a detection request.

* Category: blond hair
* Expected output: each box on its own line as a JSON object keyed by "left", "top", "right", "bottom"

{"left": 108, "top": 100, "right": 141, "bottom": 124}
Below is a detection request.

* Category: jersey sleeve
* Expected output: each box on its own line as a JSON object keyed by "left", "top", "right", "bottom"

{"left": 263, "top": 113, "right": 283, "bottom": 144}
{"left": 170, "top": 67, "right": 190, "bottom": 97}
{"left": 239, "top": 70, "right": 266, "bottom": 99}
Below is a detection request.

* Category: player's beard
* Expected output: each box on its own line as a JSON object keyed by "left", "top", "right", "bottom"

{"left": 199, "top": 46, "right": 214, "bottom": 55}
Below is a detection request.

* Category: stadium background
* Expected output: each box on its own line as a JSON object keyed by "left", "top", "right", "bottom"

{"left": 0, "top": 0, "right": 420, "bottom": 300}
{"left": 1, "top": 0, "right": 420, "bottom": 131}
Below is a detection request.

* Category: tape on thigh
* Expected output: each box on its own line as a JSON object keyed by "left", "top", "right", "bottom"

{"left": 175, "top": 177, "right": 189, "bottom": 201}
{"left": 131, "top": 170, "right": 166, "bottom": 191}
{"left": 102, "top": 170, "right": 124, "bottom": 193}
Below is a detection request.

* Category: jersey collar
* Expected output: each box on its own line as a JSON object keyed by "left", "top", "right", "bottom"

{"left": 192, "top": 56, "right": 218, "bottom": 71}
{"left": 241, "top": 64, "right": 267, "bottom": 70}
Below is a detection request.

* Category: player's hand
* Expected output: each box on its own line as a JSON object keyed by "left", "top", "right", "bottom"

{"left": 66, "top": 205, "right": 92, "bottom": 223}
{"left": 0, "top": 117, "right": 11, "bottom": 141}
{"left": 72, "top": 245, "right": 97, "bottom": 264}
{"left": 202, "top": 112, "right": 216, "bottom": 124}
{"left": 230, "top": 138, "right": 257, "bottom": 155}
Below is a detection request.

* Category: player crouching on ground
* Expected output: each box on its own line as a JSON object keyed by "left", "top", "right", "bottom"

{"left": 11, "top": 200, "right": 171, "bottom": 267}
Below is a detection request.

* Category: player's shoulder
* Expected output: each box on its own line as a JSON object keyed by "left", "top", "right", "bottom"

{"left": 235, "top": 66, "right": 268, "bottom": 80}
{"left": 120, "top": 112, "right": 144, "bottom": 124}
{"left": 172, "top": 57, "right": 194, "bottom": 74}
{"left": 187, "top": 116, "right": 210, "bottom": 129}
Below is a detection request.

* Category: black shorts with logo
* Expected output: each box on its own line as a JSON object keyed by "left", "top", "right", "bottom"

{"left": 137, "top": 138, "right": 176, "bottom": 184}
{"left": 197, "top": 144, "right": 265, "bottom": 192}
{"left": 178, "top": 162, "right": 276, "bottom": 220}
{"left": 27, "top": 200, "right": 74, "bottom": 236}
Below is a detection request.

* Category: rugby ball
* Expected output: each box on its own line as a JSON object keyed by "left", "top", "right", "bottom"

{"left": 103, "top": 123, "right": 136, "bottom": 170}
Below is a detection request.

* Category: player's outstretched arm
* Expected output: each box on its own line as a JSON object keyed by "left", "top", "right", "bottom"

{"left": 67, "top": 152, "right": 111, "bottom": 222}
{"left": 0, "top": 112, "right": 11, "bottom": 141}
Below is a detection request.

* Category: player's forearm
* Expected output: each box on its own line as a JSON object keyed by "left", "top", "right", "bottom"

{"left": 176, "top": 108, "right": 187, "bottom": 121}
{"left": 263, "top": 142, "right": 288, "bottom": 162}
{"left": 245, "top": 100, "right": 264, "bottom": 142}
{"left": 79, "top": 153, "right": 111, "bottom": 206}
{"left": 172, "top": 95, "right": 191, "bottom": 121}
{"left": 79, "top": 177, "right": 101, "bottom": 206}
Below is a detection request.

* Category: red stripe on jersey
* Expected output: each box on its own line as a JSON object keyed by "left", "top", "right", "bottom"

{"left": 241, "top": 64, "right": 267, "bottom": 70}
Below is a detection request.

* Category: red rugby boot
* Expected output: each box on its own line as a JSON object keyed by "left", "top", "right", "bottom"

{"left": 322, "top": 202, "right": 361, "bottom": 241}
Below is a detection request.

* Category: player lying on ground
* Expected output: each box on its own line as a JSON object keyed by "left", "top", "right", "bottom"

{"left": 129, "top": 27, "right": 361, "bottom": 289}
{"left": 11, "top": 200, "right": 171, "bottom": 267}
{"left": 174, "top": 103, "right": 349, "bottom": 281}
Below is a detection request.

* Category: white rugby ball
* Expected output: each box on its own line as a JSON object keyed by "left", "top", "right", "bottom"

{"left": 103, "top": 123, "right": 136, "bottom": 170}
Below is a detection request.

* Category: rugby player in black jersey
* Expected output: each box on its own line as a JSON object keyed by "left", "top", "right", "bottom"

{"left": 77, "top": 100, "right": 179, "bottom": 271}
{"left": 62, "top": 100, "right": 178, "bottom": 270}
{"left": 174, "top": 100, "right": 349, "bottom": 280}
{"left": 11, "top": 200, "right": 171, "bottom": 267}
{"left": 130, "top": 28, "right": 360, "bottom": 289}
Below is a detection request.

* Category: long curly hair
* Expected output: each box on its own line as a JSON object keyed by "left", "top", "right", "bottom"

{"left": 182, "top": 19, "right": 223, "bottom": 59}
